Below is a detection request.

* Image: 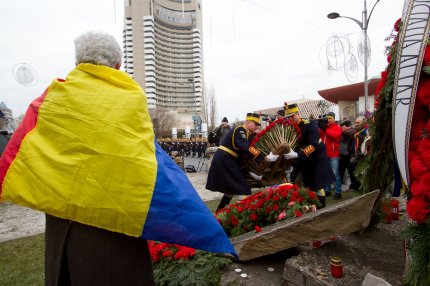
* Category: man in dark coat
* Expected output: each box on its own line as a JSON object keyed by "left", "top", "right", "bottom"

{"left": 215, "top": 117, "right": 231, "bottom": 146}
{"left": 283, "top": 104, "right": 335, "bottom": 208}
{"left": 206, "top": 113, "right": 279, "bottom": 211}
{"left": 339, "top": 120, "right": 355, "bottom": 189}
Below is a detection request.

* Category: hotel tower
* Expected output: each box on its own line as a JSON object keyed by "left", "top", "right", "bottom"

{"left": 123, "top": 0, "right": 203, "bottom": 116}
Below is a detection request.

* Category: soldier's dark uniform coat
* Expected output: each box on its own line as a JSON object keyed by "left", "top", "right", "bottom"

{"left": 295, "top": 119, "right": 335, "bottom": 190}
{"left": 206, "top": 125, "right": 265, "bottom": 195}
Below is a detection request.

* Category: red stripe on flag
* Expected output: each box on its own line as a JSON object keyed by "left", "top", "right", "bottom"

{"left": 0, "top": 88, "right": 49, "bottom": 196}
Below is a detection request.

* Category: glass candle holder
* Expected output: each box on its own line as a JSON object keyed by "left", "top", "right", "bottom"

{"left": 330, "top": 256, "right": 344, "bottom": 278}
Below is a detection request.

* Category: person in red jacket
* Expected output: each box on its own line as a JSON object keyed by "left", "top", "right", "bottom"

{"left": 320, "top": 112, "right": 343, "bottom": 199}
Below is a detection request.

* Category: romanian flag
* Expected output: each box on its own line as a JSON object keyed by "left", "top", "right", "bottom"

{"left": 0, "top": 63, "right": 236, "bottom": 257}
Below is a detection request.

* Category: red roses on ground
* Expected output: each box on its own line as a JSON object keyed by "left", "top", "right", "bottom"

{"left": 148, "top": 241, "right": 196, "bottom": 263}
{"left": 216, "top": 184, "right": 320, "bottom": 237}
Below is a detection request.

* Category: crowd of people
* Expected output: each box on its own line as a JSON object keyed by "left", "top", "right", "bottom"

{"left": 158, "top": 138, "right": 208, "bottom": 158}
{"left": 207, "top": 104, "right": 370, "bottom": 210}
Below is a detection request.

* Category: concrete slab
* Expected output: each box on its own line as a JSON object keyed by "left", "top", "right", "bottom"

{"left": 231, "top": 190, "right": 380, "bottom": 261}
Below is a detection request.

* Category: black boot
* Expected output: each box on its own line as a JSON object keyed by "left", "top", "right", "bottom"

{"left": 317, "top": 196, "right": 326, "bottom": 209}
{"left": 216, "top": 195, "right": 232, "bottom": 212}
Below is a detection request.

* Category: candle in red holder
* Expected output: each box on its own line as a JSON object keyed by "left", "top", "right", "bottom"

{"left": 312, "top": 240, "right": 321, "bottom": 248}
{"left": 382, "top": 198, "right": 392, "bottom": 224}
{"left": 391, "top": 199, "right": 399, "bottom": 220}
{"left": 330, "top": 256, "right": 344, "bottom": 278}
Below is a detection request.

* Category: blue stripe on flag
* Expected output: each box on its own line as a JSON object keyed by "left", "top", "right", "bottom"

{"left": 141, "top": 142, "right": 237, "bottom": 257}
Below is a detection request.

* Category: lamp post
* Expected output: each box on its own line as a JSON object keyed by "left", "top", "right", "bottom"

{"left": 188, "top": 78, "right": 198, "bottom": 137}
{"left": 328, "top": 0, "right": 380, "bottom": 114}
{"left": 187, "top": 78, "right": 196, "bottom": 113}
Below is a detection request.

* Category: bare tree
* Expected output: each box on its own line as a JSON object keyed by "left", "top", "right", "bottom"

{"left": 201, "top": 86, "right": 209, "bottom": 125}
{"left": 207, "top": 83, "right": 217, "bottom": 131}
{"left": 151, "top": 107, "right": 176, "bottom": 137}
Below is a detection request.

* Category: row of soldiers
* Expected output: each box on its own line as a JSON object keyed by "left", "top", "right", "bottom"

{"left": 158, "top": 138, "right": 209, "bottom": 158}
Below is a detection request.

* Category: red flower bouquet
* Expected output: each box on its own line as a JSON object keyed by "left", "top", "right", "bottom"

{"left": 147, "top": 240, "right": 231, "bottom": 285}
{"left": 407, "top": 38, "right": 430, "bottom": 225}
{"left": 148, "top": 241, "right": 196, "bottom": 263}
{"left": 215, "top": 183, "right": 320, "bottom": 237}
{"left": 250, "top": 119, "right": 301, "bottom": 153}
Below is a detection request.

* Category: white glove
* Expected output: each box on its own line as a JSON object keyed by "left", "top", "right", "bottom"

{"left": 266, "top": 152, "right": 279, "bottom": 162}
{"left": 249, "top": 171, "right": 263, "bottom": 181}
{"left": 283, "top": 149, "right": 298, "bottom": 160}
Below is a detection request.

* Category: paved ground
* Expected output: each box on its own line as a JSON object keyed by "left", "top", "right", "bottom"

{"left": 0, "top": 155, "right": 216, "bottom": 243}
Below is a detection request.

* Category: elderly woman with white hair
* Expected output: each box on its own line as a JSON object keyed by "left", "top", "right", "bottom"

{"left": 41, "top": 31, "right": 155, "bottom": 286}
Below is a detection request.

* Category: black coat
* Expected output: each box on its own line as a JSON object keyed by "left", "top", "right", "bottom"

{"left": 45, "top": 214, "right": 155, "bottom": 286}
{"left": 206, "top": 125, "right": 265, "bottom": 195}
{"left": 296, "top": 119, "right": 335, "bottom": 191}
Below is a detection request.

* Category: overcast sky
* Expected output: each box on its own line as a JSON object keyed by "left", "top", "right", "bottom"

{"left": 0, "top": 0, "right": 405, "bottom": 123}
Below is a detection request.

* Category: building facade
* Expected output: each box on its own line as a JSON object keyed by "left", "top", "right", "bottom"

{"left": 318, "top": 78, "right": 379, "bottom": 120}
{"left": 256, "top": 99, "right": 338, "bottom": 125}
{"left": 124, "top": 0, "right": 203, "bottom": 115}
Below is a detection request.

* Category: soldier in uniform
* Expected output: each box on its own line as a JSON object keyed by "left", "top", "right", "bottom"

{"left": 206, "top": 112, "right": 279, "bottom": 211}
{"left": 184, "top": 139, "right": 191, "bottom": 157}
{"left": 283, "top": 104, "right": 335, "bottom": 208}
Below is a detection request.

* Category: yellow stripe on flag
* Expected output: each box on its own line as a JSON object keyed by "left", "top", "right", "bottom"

{"left": 3, "top": 64, "right": 157, "bottom": 237}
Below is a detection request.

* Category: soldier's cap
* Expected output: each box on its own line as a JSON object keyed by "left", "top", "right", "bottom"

{"left": 340, "top": 120, "right": 352, "bottom": 127}
{"left": 326, "top": 112, "right": 336, "bottom": 119}
{"left": 246, "top": 112, "right": 261, "bottom": 125}
{"left": 276, "top": 109, "right": 285, "bottom": 116}
{"left": 285, "top": 103, "right": 299, "bottom": 117}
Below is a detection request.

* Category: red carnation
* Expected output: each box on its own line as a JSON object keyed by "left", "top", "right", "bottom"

{"left": 418, "top": 138, "right": 430, "bottom": 153}
{"left": 231, "top": 215, "right": 239, "bottom": 226}
{"left": 407, "top": 197, "right": 430, "bottom": 224}
{"left": 416, "top": 79, "right": 430, "bottom": 106}
{"left": 413, "top": 103, "right": 428, "bottom": 122}
{"left": 409, "top": 140, "right": 421, "bottom": 157}
{"left": 250, "top": 213, "right": 258, "bottom": 221}
{"left": 426, "top": 119, "right": 430, "bottom": 136}
{"left": 410, "top": 121, "right": 426, "bottom": 141}
{"left": 278, "top": 184, "right": 293, "bottom": 191}
{"left": 394, "top": 18, "right": 402, "bottom": 32}
{"left": 424, "top": 45, "right": 430, "bottom": 66}
{"left": 255, "top": 225, "right": 262, "bottom": 233}
{"left": 411, "top": 180, "right": 430, "bottom": 200}
{"left": 410, "top": 157, "right": 428, "bottom": 181}
{"left": 280, "top": 190, "right": 288, "bottom": 198}
{"left": 174, "top": 251, "right": 184, "bottom": 260}
{"left": 162, "top": 250, "right": 172, "bottom": 258}
{"left": 255, "top": 198, "right": 265, "bottom": 208}
{"left": 376, "top": 70, "right": 388, "bottom": 93}
{"left": 294, "top": 210, "right": 302, "bottom": 218}
{"left": 419, "top": 139, "right": 430, "bottom": 165}
{"left": 308, "top": 191, "right": 316, "bottom": 200}
{"left": 150, "top": 251, "right": 160, "bottom": 262}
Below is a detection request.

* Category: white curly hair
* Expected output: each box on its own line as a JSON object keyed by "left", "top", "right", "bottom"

{"left": 74, "top": 31, "right": 122, "bottom": 68}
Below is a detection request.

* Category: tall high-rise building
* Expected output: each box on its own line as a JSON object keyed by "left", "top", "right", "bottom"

{"left": 123, "top": 0, "right": 203, "bottom": 115}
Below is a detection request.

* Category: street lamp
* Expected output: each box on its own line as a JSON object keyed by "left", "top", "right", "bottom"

{"left": 328, "top": 0, "right": 380, "bottom": 113}
{"left": 187, "top": 78, "right": 196, "bottom": 113}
